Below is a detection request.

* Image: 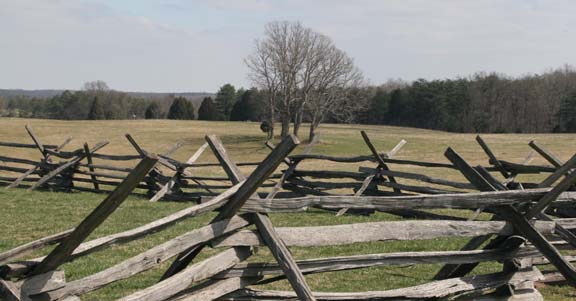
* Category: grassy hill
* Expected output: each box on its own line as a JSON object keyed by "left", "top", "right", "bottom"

{"left": 0, "top": 118, "right": 574, "bottom": 300}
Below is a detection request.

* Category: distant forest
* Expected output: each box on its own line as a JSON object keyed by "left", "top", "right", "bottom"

{"left": 0, "top": 81, "right": 264, "bottom": 123}
{"left": 361, "top": 66, "right": 576, "bottom": 133}
{"left": 1, "top": 66, "right": 576, "bottom": 133}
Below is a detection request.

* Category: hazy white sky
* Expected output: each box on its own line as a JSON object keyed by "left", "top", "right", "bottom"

{"left": 1, "top": 0, "right": 575, "bottom": 92}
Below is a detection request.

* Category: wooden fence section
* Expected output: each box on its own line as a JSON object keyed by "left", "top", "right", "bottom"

{"left": 0, "top": 126, "right": 269, "bottom": 201}
{"left": 1, "top": 132, "right": 576, "bottom": 300}
{"left": 281, "top": 132, "right": 564, "bottom": 198}
{"left": 1, "top": 126, "right": 572, "bottom": 207}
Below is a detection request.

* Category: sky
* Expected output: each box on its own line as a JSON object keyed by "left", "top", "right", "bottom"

{"left": 1, "top": 0, "right": 575, "bottom": 93}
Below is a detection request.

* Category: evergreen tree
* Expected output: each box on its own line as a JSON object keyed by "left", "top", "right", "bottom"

{"left": 559, "top": 92, "right": 576, "bottom": 132}
{"left": 214, "top": 84, "right": 236, "bottom": 120}
{"left": 386, "top": 89, "right": 405, "bottom": 125}
{"left": 167, "top": 96, "right": 195, "bottom": 120}
{"left": 197, "top": 97, "right": 219, "bottom": 120}
{"left": 366, "top": 89, "right": 389, "bottom": 124}
{"left": 230, "top": 88, "right": 264, "bottom": 121}
{"left": 230, "top": 99, "right": 246, "bottom": 121}
{"left": 145, "top": 102, "right": 161, "bottom": 119}
{"left": 235, "top": 88, "right": 246, "bottom": 105}
{"left": 87, "top": 97, "right": 106, "bottom": 120}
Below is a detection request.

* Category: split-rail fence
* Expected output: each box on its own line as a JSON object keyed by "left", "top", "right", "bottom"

{"left": 0, "top": 126, "right": 575, "bottom": 300}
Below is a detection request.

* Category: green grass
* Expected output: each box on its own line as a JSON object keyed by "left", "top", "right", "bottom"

{"left": 0, "top": 118, "right": 575, "bottom": 300}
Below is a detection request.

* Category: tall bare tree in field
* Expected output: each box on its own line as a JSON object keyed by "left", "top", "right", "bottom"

{"left": 245, "top": 33, "right": 280, "bottom": 139}
{"left": 246, "top": 22, "right": 311, "bottom": 138}
{"left": 292, "top": 33, "right": 330, "bottom": 137}
{"left": 246, "top": 21, "right": 362, "bottom": 140}
{"left": 305, "top": 45, "right": 363, "bottom": 142}
{"left": 83, "top": 80, "right": 110, "bottom": 92}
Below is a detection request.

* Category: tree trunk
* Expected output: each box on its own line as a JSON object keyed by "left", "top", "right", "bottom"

{"left": 308, "top": 123, "right": 316, "bottom": 143}
{"left": 308, "top": 114, "right": 321, "bottom": 142}
{"left": 294, "top": 97, "right": 308, "bottom": 137}
{"left": 266, "top": 100, "right": 276, "bottom": 141}
{"left": 268, "top": 117, "right": 275, "bottom": 141}
{"left": 293, "top": 109, "right": 303, "bottom": 137}
{"left": 281, "top": 111, "right": 291, "bottom": 138}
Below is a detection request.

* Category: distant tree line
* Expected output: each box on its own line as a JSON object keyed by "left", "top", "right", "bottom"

{"left": 1, "top": 69, "right": 576, "bottom": 135}
{"left": 197, "top": 85, "right": 265, "bottom": 122}
{"left": 0, "top": 81, "right": 163, "bottom": 120}
{"left": 0, "top": 87, "right": 153, "bottom": 120}
{"left": 360, "top": 66, "right": 576, "bottom": 133}
{"left": 0, "top": 81, "right": 265, "bottom": 123}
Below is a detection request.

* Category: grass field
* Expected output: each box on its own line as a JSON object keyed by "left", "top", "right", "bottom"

{"left": 0, "top": 118, "right": 575, "bottom": 300}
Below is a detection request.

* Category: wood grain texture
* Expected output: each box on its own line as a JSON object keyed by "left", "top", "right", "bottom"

{"left": 215, "top": 247, "right": 541, "bottom": 279}
{"left": 529, "top": 140, "right": 563, "bottom": 168}
{"left": 213, "top": 220, "right": 557, "bottom": 248}
{"left": 169, "top": 277, "right": 261, "bottom": 301}
{"left": 118, "top": 247, "right": 252, "bottom": 301}
{"left": 222, "top": 268, "right": 542, "bottom": 300}
{"left": 240, "top": 188, "right": 574, "bottom": 213}
{"left": 0, "top": 230, "right": 72, "bottom": 266}
{"left": 31, "top": 216, "right": 251, "bottom": 299}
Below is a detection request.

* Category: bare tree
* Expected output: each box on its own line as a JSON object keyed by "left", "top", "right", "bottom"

{"left": 246, "top": 36, "right": 280, "bottom": 139}
{"left": 305, "top": 46, "right": 364, "bottom": 142}
{"left": 246, "top": 21, "right": 363, "bottom": 139}
{"left": 292, "top": 33, "right": 330, "bottom": 137}
{"left": 246, "top": 21, "right": 311, "bottom": 138}
{"left": 83, "top": 80, "right": 110, "bottom": 92}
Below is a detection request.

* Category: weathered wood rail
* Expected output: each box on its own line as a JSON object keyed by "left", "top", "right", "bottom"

{"left": 1, "top": 129, "right": 576, "bottom": 300}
